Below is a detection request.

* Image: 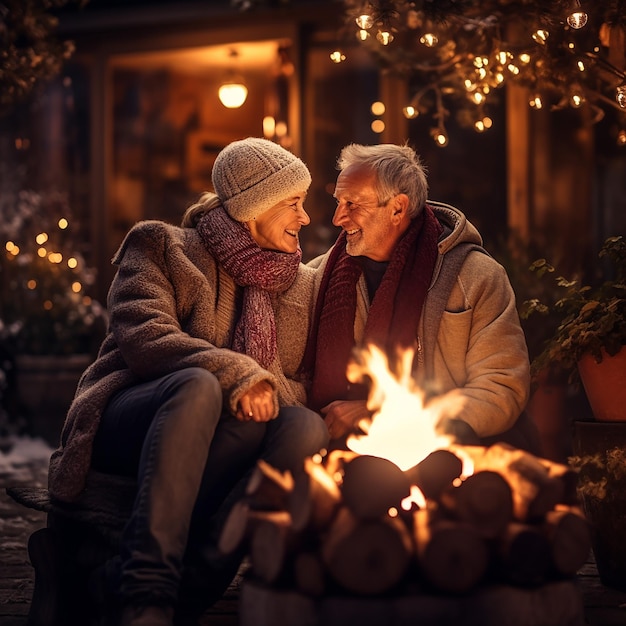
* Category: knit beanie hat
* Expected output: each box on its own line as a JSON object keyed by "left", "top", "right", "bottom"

{"left": 211, "top": 137, "right": 312, "bottom": 222}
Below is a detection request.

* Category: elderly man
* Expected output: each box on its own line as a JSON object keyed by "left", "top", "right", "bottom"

{"left": 301, "top": 142, "right": 538, "bottom": 452}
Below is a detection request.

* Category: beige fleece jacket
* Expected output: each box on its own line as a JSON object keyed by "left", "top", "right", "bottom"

{"left": 308, "top": 202, "right": 530, "bottom": 438}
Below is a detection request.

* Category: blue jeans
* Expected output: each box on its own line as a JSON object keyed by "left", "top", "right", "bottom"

{"left": 91, "top": 367, "right": 328, "bottom": 607}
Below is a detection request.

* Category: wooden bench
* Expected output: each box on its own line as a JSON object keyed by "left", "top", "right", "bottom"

{"left": 6, "top": 471, "right": 137, "bottom": 626}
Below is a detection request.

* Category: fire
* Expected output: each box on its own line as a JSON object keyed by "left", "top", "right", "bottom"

{"left": 345, "top": 344, "right": 472, "bottom": 474}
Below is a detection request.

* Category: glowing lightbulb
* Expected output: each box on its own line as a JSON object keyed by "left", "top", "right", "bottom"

{"left": 356, "top": 29, "right": 370, "bottom": 41}
{"left": 617, "top": 129, "right": 626, "bottom": 146}
{"left": 532, "top": 29, "right": 549, "bottom": 44}
{"left": 330, "top": 50, "right": 346, "bottom": 63}
{"left": 218, "top": 82, "right": 248, "bottom": 109}
{"left": 355, "top": 14, "right": 373, "bottom": 29}
{"left": 403, "top": 106, "right": 419, "bottom": 119}
{"left": 419, "top": 33, "right": 438, "bottom": 47}
{"left": 570, "top": 91, "right": 585, "bottom": 108}
{"left": 567, "top": 3, "right": 588, "bottom": 29}
{"left": 616, "top": 84, "right": 626, "bottom": 108}
{"left": 431, "top": 127, "right": 448, "bottom": 147}
{"left": 376, "top": 30, "right": 394, "bottom": 45}
{"left": 530, "top": 95, "right": 543, "bottom": 109}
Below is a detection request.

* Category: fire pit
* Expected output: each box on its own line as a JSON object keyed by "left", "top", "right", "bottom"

{"left": 219, "top": 346, "right": 590, "bottom": 626}
{"left": 221, "top": 445, "right": 589, "bottom": 626}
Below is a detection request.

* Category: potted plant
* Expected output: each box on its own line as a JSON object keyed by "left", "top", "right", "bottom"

{"left": 520, "top": 235, "right": 626, "bottom": 591}
{"left": 493, "top": 235, "right": 572, "bottom": 462}
{"left": 519, "top": 235, "right": 626, "bottom": 422}
{"left": 0, "top": 189, "right": 107, "bottom": 444}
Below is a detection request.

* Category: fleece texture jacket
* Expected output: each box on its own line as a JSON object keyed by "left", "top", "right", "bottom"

{"left": 48, "top": 220, "right": 315, "bottom": 502}
{"left": 308, "top": 201, "right": 531, "bottom": 438}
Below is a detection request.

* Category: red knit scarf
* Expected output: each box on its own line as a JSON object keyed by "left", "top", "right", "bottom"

{"left": 302, "top": 205, "right": 443, "bottom": 412}
{"left": 197, "top": 206, "right": 301, "bottom": 368}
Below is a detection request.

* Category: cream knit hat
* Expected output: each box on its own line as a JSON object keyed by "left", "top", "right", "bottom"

{"left": 211, "top": 137, "right": 312, "bottom": 222}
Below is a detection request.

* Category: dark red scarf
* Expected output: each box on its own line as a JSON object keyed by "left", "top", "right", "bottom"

{"left": 301, "top": 205, "right": 443, "bottom": 412}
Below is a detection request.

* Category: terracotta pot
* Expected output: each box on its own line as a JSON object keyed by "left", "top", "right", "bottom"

{"left": 577, "top": 346, "right": 626, "bottom": 421}
{"left": 572, "top": 421, "right": 626, "bottom": 591}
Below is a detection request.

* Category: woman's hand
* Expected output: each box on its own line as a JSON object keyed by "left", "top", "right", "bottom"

{"left": 236, "top": 380, "right": 276, "bottom": 422}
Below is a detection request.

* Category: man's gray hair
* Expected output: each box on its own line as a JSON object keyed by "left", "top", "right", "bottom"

{"left": 336, "top": 143, "right": 429, "bottom": 218}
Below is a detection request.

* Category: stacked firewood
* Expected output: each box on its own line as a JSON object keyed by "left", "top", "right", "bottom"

{"left": 219, "top": 443, "right": 591, "bottom": 596}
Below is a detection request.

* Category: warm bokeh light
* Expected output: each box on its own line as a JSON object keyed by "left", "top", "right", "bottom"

{"left": 371, "top": 101, "right": 385, "bottom": 116}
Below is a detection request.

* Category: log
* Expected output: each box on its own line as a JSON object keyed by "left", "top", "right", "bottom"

{"left": 288, "top": 457, "right": 341, "bottom": 532}
{"left": 544, "top": 505, "right": 591, "bottom": 576}
{"left": 293, "top": 550, "right": 327, "bottom": 597}
{"left": 539, "top": 459, "right": 581, "bottom": 506}
{"left": 413, "top": 508, "right": 489, "bottom": 593}
{"left": 404, "top": 448, "right": 463, "bottom": 500}
{"left": 496, "top": 522, "right": 551, "bottom": 586}
{"left": 321, "top": 506, "right": 413, "bottom": 594}
{"left": 439, "top": 470, "right": 513, "bottom": 538}
{"left": 245, "top": 459, "right": 294, "bottom": 511}
{"left": 459, "top": 443, "right": 565, "bottom": 521}
{"left": 249, "top": 512, "right": 295, "bottom": 585}
{"left": 340, "top": 455, "right": 411, "bottom": 519}
{"left": 218, "top": 500, "right": 291, "bottom": 555}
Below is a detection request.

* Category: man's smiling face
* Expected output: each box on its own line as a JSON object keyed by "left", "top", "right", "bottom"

{"left": 332, "top": 164, "right": 401, "bottom": 262}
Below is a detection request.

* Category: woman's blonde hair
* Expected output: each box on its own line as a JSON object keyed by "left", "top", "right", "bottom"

{"left": 180, "top": 192, "right": 222, "bottom": 228}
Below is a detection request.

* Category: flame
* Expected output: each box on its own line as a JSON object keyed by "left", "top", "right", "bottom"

{"left": 346, "top": 344, "right": 460, "bottom": 472}
{"left": 401, "top": 484, "right": 427, "bottom": 510}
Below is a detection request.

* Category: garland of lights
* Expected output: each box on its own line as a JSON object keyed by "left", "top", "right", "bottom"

{"left": 331, "top": 0, "right": 626, "bottom": 146}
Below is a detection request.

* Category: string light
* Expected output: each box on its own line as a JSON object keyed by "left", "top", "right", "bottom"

{"left": 336, "top": 0, "right": 626, "bottom": 146}
{"left": 419, "top": 32, "right": 438, "bottom": 47}
{"left": 356, "top": 13, "right": 373, "bottom": 30}
{"left": 567, "top": 0, "right": 588, "bottom": 29}
{"left": 376, "top": 30, "right": 394, "bottom": 45}
{"left": 617, "top": 84, "right": 626, "bottom": 108}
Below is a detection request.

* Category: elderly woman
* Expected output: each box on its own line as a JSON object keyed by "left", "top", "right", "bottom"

{"left": 47, "top": 138, "right": 329, "bottom": 626}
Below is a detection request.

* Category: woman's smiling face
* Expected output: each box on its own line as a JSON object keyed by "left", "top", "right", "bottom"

{"left": 247, "top": 191, "right": 310, "bottom": 253}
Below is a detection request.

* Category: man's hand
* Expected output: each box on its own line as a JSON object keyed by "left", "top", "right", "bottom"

{"left": 236, "top": 380, "right": 276, "bottom": 422}
{"left": 321, "top": 399, "right": 371, "bottom": 440}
